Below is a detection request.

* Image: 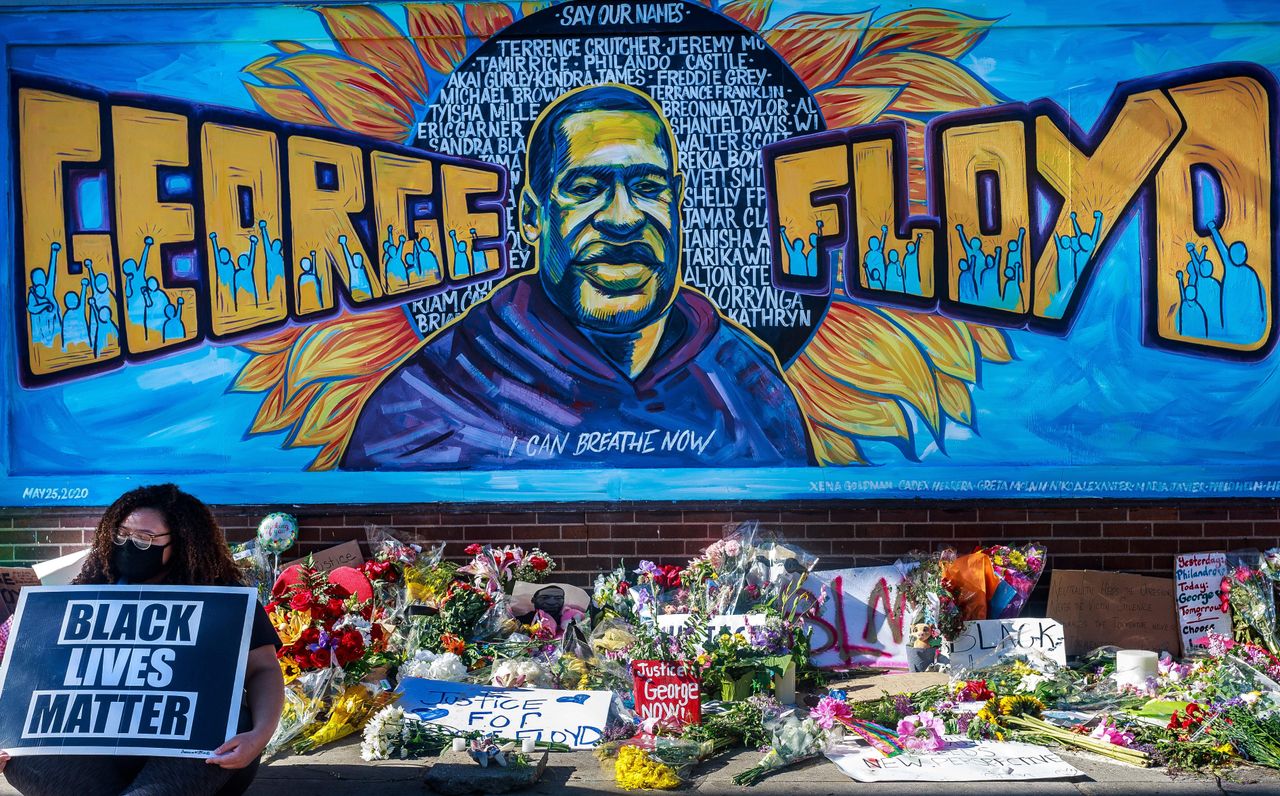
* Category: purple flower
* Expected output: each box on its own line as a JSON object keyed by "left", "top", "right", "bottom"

{"left": 896, "top": 712, "right": 945, "bottom": 752}
{"left": 892, "top": 694, "right": 913, "bottom": 718}
{"left": 635, "top": 561, "right": 661, "bottom": 579}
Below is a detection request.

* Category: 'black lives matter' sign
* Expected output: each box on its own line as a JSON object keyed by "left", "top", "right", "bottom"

{"left": 0, "top": 585, "right": 254, "bottom": 757}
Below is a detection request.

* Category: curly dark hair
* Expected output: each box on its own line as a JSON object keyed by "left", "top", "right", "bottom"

{"left": 75, "top": 483, "right": 244, "bottom": 586}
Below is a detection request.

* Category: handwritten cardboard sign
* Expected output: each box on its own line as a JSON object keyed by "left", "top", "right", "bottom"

{"left": 804, "top": 564, "right": 913, "bottom": 669}
{"left": 0, "top": 567, "right": 39, "bottom": 622}
{"left": 652, "top": 613, "right": 767, "bottom": 650}
{"left": 1174, "top": 552, "right": 1232, "bottom": 655}
{"left": 398, "top": 678, "right": 610, "bottom": 749}
{"left": 1047, "top": 570, "right": 1179, "bottom": 655}
{"left": 631, "top": 660, "right": 700, "bottom": 729}
{"left": 826, "top": 736, "right": 1082, "bottom": 782}
{"left": 945, "top": 618, "right": 1067, "bottom": 671}
{"left": 284, "top": 540, "right": 363, "bottom": 573}
{"left": 0, "top": 585, "right": 255, "bottom": 757}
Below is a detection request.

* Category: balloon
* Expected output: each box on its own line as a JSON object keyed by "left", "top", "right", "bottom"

{"left": 256, "top": 512, "right": 298, "bottom": 555}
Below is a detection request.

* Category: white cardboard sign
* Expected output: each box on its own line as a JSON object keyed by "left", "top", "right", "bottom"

{"left": 945, "top": 618, "right": 1067, "bottom": 671}
{"left": 1174, "top": 552, "right": 1232, "bottom": 655}
{"left": 397, "top": 678, "right": 610, "bottom": 749}
{"left": 804, "top": 564, "right": 913, "bottom": 669}
{"left": 826, "top": 736, "right": 1082, "bottom": 782}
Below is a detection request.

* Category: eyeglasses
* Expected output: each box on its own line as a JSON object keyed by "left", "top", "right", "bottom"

{"left": 112, "top": 527, "right": 169, "bottom": 551}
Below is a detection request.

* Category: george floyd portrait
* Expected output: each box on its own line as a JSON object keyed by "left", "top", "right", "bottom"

{"left": 339, "top": 84, "right": 814, "bottom": 470}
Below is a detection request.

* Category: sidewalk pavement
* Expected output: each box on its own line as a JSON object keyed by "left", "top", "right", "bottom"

{"left": 5, "top": 672, "right": 1280, "bottom": 794}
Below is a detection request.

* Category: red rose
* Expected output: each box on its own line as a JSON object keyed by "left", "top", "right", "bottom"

{"left": 530, "top": 556, "right": 549, "bottom": 572}
{"left": 465, "top": 544, "right": 483, "bottom": 555}
{"left": 617, "top": 581, "right": 630, "bottom": 595}
{"left": 265, "top": 601, "right": 280, "bottom": 614}
{"left": 289, "top": 590, "right": 315, "bottom": 611}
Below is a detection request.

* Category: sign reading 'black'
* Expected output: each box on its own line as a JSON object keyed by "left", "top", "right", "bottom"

{"left": 0, "top": 585, "right": 254, "bottom": 757}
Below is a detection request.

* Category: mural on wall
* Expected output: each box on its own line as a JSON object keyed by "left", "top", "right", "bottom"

{"left": 3, "top": 0, "right": 1280, "bottom": 504}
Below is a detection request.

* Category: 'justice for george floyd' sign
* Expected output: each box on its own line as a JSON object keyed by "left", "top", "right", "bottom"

{"left": 0, "top": 586, "right": 255, "bottom": 757}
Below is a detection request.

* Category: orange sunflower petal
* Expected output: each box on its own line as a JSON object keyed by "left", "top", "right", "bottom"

{"left": 242, "top": 83, "right": 333, "bottom": 128}
{"left": 722, "top": 0, "right": 772, "bottom": 31}
{"left": 841, "top": 51, "right": 999, "bottom": 113}
{"left": 239, "top": 325, "right": 308, "bottom": 356}
{"left": 465, "top": 3, "right": 516, "bottom": 41}
{"left": 272, "top": 52, "right": 415, "bottom": 140}
{"left": 763, "top": 11, "right": 874, "bottom": 90}
{"left": 244, "top": 56, "right": 295, "bottom": 86}
{"left": 271, "top": 40, "right": 308, "bottom": 54}
{"left": 789, "top": 355, "right": 910, "bottom": 440}
{"left": 317, "top": 6, "right": 431, "bottom": 103}
{"left": 970, "top": 324, "right": 1015, "bottom": 363}
{"left": 814, "top": 85, "right": 901, "bottom": 129}
{"left": 285, "top": 309, "right": 416, "bottom": 395}
{"left": 406, "top": 4, "right": 468, "bottom": 74}
{"left": 860, "top": 8, "right": 999, "bottom": 60}
{"left": 233, "top": 349, "right": 290, "bottom": 394}
{"left": 935, "top": 372, "right": 974, "bottom": 425}
{"left": 810, "top": 423, "right": 867, "bottom": 466}
{"left": 879, "top": 308, "right": 978, "bottom": 382}
{"left": 804, "top": 301, "right": 942, "bottom": 434}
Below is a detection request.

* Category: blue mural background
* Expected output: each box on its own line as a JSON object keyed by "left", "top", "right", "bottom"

{"left": 3, "top": 0, "right": 1280, "bottom": 504}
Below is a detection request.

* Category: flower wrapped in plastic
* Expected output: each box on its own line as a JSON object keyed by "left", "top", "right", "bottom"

{"left": 399, "top": 650, "right": 468, "bottom": 682}
{"left": 293, "top": 681, "right": 397, "bottom": 754}
{"left": 263, "top": 667, "right": 338, "bottom": 758}
{"left": 732, "top": 711, "right": 829, "bottom": 786}
{"left": 611, "top": 743, "right": 685, "bottom": 791}
{"left": 359, "top": 705, "right": 467, "bottom": 761}
{"left": 988, "top": 543, "right": 1047, "bottom": 619}
{"left": 1222, "top": 552, "right": 1280, "bottom": 656}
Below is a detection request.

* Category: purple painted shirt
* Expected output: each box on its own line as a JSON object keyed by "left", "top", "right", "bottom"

{"left": 340, "top": 275, "right": 813, "bottom": 470}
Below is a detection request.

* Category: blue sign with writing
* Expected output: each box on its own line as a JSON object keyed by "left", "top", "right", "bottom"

{"left": 0, "top": 586, "right": 255, "bottom": 757}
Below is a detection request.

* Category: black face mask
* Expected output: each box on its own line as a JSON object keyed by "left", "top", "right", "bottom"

{"left": 112, "top": 542, "right": 168, "bottom": 582}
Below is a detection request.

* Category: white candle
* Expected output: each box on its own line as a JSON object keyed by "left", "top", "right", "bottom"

{"left": 522, "top": 738, "right": 536, "bottom": 754}
{"left": 773, "top": 661, "right": 797, "bottom": 705}
{"left": 1114, "top": 649, "right": 1158, "bottom": 688}
{"left": 452, "top": 737, "right": 466, "bottom": 752}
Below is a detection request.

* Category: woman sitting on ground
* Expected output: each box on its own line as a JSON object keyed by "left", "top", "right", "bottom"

{"left": 0, "top": 483, "right": 284, "bottom": 796}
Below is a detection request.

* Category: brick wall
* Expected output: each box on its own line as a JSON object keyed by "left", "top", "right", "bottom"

{"left": 2, "top": 500, "right": 1278, "bottom": 588}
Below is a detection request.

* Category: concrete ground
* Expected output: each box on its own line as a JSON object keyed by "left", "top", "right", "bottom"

{"left": 5, "top": 672, "right": 1280, "bottom": 794}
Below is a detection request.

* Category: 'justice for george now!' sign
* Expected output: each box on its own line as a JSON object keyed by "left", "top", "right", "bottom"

{"left": 0, "top": 586, "right": 255, "bottom": 757}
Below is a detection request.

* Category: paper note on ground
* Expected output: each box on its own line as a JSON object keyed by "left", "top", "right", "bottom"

{"left": 826, "top": 736, "right": 1082, "bottom": 782}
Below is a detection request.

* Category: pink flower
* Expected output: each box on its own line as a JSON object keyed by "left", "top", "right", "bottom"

{"left": 896, "top": 712, "right": 946, "bottom": 752}
{"left": 1089, "top": 717, "right": 1134, "bottom": 748}
{"left": 1157, "top": 654, "right": 1191, "bottom": 682}
{"left": 810, "top": 696, "right": 852, "bottom": 730}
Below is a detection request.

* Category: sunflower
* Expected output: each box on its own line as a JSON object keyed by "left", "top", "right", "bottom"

{"left": 279, "top": 656, "right": 303, "bottom": 684}
{"left": 235, "top": 2, "right": 1015, "bottom": 469}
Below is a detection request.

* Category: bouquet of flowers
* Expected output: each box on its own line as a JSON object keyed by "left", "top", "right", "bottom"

{"left": 267, "top": 563, "right": 380, "bottom": 674}
{"left": 733, "top": 710, "right": 829, "bottom": 786}
{"left": 459, "top": 543, "right": 555, "bottom": 596}
{"left": 293, "top": 681, "right": 397, "bottom": 753}
{"left": 360, "top": 705, "right": 464, "bottom": 761}
{"left": 895, "top": 551, "right": 963, "bottom": 642}
{"left": 988, "top": 543, "right": 1046, "bottom": 619}
{"left": 592, "top": 565, "right": 636, "bottom": 622}
{"left": 1221, "top": 553, "right": 1280, "bottom": 656}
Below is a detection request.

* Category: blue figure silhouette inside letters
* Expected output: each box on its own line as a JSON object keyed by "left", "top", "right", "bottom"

{"left": 162, "top": 296, "right": 186, "bottom": 342}
{"left": 298, "top": 250, "right": 322, "bottom": 306}
{"left": 448, "top": 229, "right": 470, "bottom": 279}
{"left": 259, "top": 220, "right": 286, "bottom": 295}
{"left": 61, "top": 284, "right": 89, "bottom": 352}
{"left": 470, "top": 228, "right": 491, "bottom": 275}
{"left": 1210, "top": 220, "right": 1266, "bottom": 343}
{"left": 338, "top": 235, "right": 373, "bottom": 300}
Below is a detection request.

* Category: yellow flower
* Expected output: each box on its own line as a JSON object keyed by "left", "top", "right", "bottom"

{"left": 998, "top": 695, "right": 1045, "bottom": 719}
{"left": 615, "top": 745, "right": 681, "bottom": 790}
{"left": 1215, "top": 743, "right": 1234, "bottom": 755}
{"left": 270, "top": 608, "right": 311, "bottom": 645}
{"left": 278, "top": 656, "right": 302, "bottom": 684}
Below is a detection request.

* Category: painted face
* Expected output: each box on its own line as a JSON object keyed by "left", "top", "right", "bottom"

{"left": 524, "top": 110, "right": 682, "bottom": 334}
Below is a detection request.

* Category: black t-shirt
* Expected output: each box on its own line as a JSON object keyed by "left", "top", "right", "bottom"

{"left": 250, "top": 602, "right": 283, "bottom": 651}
